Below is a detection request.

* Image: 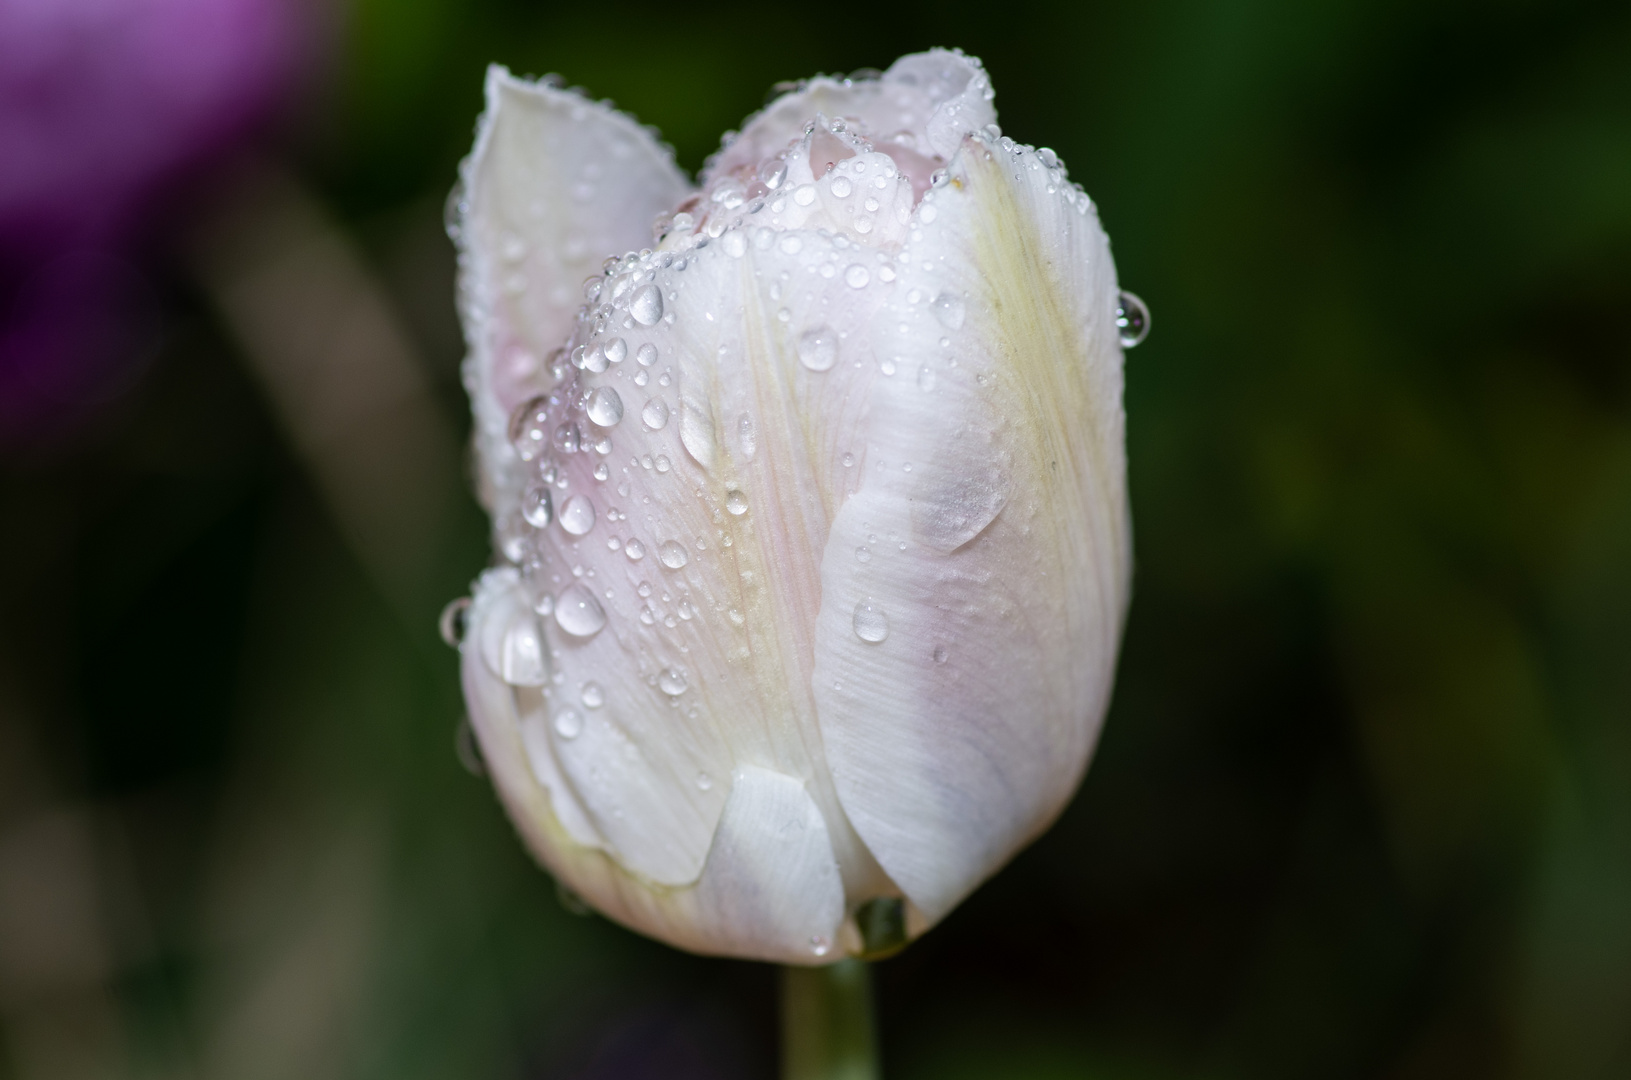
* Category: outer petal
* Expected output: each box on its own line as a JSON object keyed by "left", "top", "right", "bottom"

{"left": 453, "top": 65, "right": 690, "bottom": 516}
{"left": 811, "top": 136, "right": 1132, "bottom": 922}
{"left": 463, "top": 574, "right": 845, "bottom": 963}
{"left": 704, "top": 49, "right": 994, "bottom": 193}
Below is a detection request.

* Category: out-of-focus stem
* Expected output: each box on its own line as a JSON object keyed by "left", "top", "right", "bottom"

{"left": 781, "top": 958, "right": 878, "bottom": 1080}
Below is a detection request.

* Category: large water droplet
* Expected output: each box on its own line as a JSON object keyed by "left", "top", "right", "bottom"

{"left": 658, "top": 667, "right": 688, "bottom": 696}
{"left": 1115, "top": 290, "right": 1150, "bottom": 348}
{"left": 630, "top": 282, "right": 664, "bottom": 325}
{"left": 636, "top": 342, "right": 658, "bottom": 366}
{"left": 856, "top": 897, "right": 907, "bottom": 958}
{"left": 932, "top": 291, "right": 966, "bottom": 330}
{"left": 455, "top": 716, "right": 485, "bottom": 775}
{"left": 582, "top": 342, "right": 608, "bottom": 373}
{"left": 625, "top": 538, "right": 646, "bottom": 560}
{"left": 439, "top": 597, "right": 470, "bottom": 647}
{"left": 658, "top": 540, "right": 688, "bottom": 569}
{"left": 844, "top": 264, "right": 870, "bottom": 289}
{"left": 810, "top": 935, "right": 831, "bottom": 957}
{"left": 554, "top": 422, "right": 582, "bottom": 454}
{"left": 604, "top": 336, "right": 628, "bottom": 364}
{"left": 725, "top": 490, "right": 748, "bottom": 515}
{"left": 585, "top": 386, "right": 624, "bottom": 427}
{"left": 508, "top": 396, "right": 550, "bottom": 461}
{"left": 559, "top": 494, "right": 596, "bottom": 535}
{"left": 852, "top": 600, "right": 889, "bottom": 643}
{"left": 521, "top": 485, "right": 553, "bottom": 528}
{"left": 642, "top": 397, "right": 670, "bottom": 430}
{"left": 553, "top": 708, "right": 583, "bottom": 739}
{"left": 797, "top": 326, "right": 838, "bottom": 372}
{"left": 553, "top": 583, "right": 606, "bottom": 637}
{"left": 499, "top": 615, "right": 548, "bottom": 685}
{"left": 831, "top": 176, "right": 853, "bottom": 198}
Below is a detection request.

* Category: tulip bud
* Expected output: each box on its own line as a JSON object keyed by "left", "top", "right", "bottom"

{"left": 447, "top": 49, "right": 1133, "bottom": 964}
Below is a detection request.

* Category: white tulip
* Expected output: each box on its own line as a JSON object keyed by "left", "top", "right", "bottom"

{"left": 447, "top": 48, "right": 1134, "bottom": 964}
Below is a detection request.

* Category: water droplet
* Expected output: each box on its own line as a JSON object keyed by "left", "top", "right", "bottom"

{"left": 508, "top": 396, "right": 550, "bottom": 461}
{"left": 636, "top": 342, "right": 658, "bottom": 366}
{"left": 553, "top": 708, "right": 583, "bottom": 739}
{"left": 797, "top": 326, "right": 838, "bottom": 372}
{"left": 697, "top": 771, "right": 713, "bottom": 791}
{"left": 521, "top": 485, "right": 554, "bottom": 528}
{"left": 793, "top": 184, "right": 816, "bottom": 206}
{"left": 580, "top": 682, "right": 604, "bottom": 708}
{"left": 1116, "top": 290, "right": 1150, "bottom": 347}
{"left": 439, "top": 597, "right": 470, "bottom": 647}
{"left": 658, "top": 667, "right": 688, "bottom": 696}
{"left": 933, "top": 644, "right": 948, "bottom": 664}
{"left": 604, "top": 336, "right": 628, "bottom": 364}
{"left": 585, "top": 386, "right": 624, "bottom": 427}
{"left": 831, "top": 176, "right": 853, "bottom": 198}
{"left": 844, "top": 264, "right": 870, "bottom": 289}
{"left": 625, "top": 538, "right": 646, "bottom": 560}
{"left": 856, "top": 546, "right": 871, "bottom": 563}
{"left": 583, "top": 342, "right": 608, "bottom": 373}
{"left": 737, "top": 413, "right": 756, "bottom": 458}
{"left": 593, "top": 462, "right": 610, "bottom": 482}
{"left": 856, "top": 897, "right": 907, "bottom": 958}
{"left": 655, "top": 455, "right": 671, "bottom": 473}
{"left": 658, "top": 540, "right": 689, "bottom": 569}
{"left": 455, "top": 716, "right": 484, "bottom": 775}
{"left": 642, "top": 397, "right": 670, "bottom": 430}
{"left": 499, "top": 615, "right": 548, "bottom": 685}
{"left": 760, "top": 159, "right": 788, "bottom": 189}
{"left": 852, "top": 600, "right": 889, "bottom": 643}
{"left": 841, "top": 452, "right": 855, "bottom": 467}
{"left": 725, "top": 490, "right": 748, "bottom": 515}
{"left": 553, "top": 583, "right": 607, "bottom": 637}
{"left": 810, "top": 935, "right": 831, "bottom": 957}
{"left": 932, "top": 291, "right": 966, "bottom": 330}
{"left": 554, "top": 422, "right": 582, "bottom": 454}
{"left": 559, "top": 494, "right": 596, "bottom": 535}
{"left": 630, "top": 282, "right": 664, "bottom": 325}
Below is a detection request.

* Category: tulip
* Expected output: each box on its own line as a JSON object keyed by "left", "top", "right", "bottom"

{"left": 446, "top": 48, "right": 1136, "bottom": 966}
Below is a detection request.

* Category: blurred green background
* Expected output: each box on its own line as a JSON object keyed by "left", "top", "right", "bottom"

{"left": 3, "top": 0, "right": 1630, "bottom": 1078}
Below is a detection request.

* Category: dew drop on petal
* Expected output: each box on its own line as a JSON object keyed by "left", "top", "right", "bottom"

{"left": 855, "top": 546, "right": 871, "bottom": 563}
{"left": 725, "top": 489, "right": 748, "bottom": 515}
{"left": 642, "top": 397, "right": 671, "bottom": 430}
{"left": 932, "top": 291, "right": 966, "bottom": 330}
{"left": 696, "top": 771, "right": 713, "bottom": 791}
{"left": 831, "top": 176, "right": 853, "bottom": 198}
{"left": 553, "top": 583, "right": 606, "bottom": 637}
{"left": 796, "top": 326, "right": 838, "bottom": 372}
{"left": 580, "top": 682, "right": 604, "bottom": 709}
{"left": 630, "top": 282, "right": 664, "bottom": 325}
{"left": 559, "top": 494, "right": 596, "bottom": 535}
{"left": 810, "top": 935, "right": 831, "bottom": 957}
{"left": 844, "top": 264, "right": 870, "bottom": 289}
{"left": 625, "top": 538, "right": 645, "bottom": 560}
{"left": 636, "top": 342, "right": 658, "bottom": 366}
{"left": 521, "top": 485, "right": 554, "bottom": 528}
{"left": 582, "top": 343, "right": 608, "bottom": 373}
{"left": 933, "top": 644, "right": 948, "bottom": 664}
{"left": 658, "top": 540, "right": 689, "bottom": 569}
{"left": 438, "top": 597, "right": 470, "bottom": 647}
{"left": 658, "top": 667, "right": 688, "bottom": 696}
{"left": 507, "top": 396, "right": 550, "bottom": 461}
{"left": 603, "top": 336, "right": 628, "bottom": 364}
{"left": 852, "top": 600, "right": 889, "bottom": 643}
{"left": 553, "top": 708, "right": 583, "bottom": 739}
{"left": 585, "top": 386, "right": 624, "bottom": 427}
{"left": 793, "top": 184, "right": 816, "bottom": 206}
{"left": 1116, "top": 290, "right": 1150, "bottom": 347}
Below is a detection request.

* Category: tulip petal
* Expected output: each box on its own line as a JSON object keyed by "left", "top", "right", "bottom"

{"left": 705, "top": 49, "right": 994, "bottom": 196}
{"left": 454, "top": 65, "right": 690, "bottom": 515}
{"left": 686, "top": 765, "right": 846, "bottom": 963}
{"left": 812, "top": 135, "right": 1132, "bottom": 923}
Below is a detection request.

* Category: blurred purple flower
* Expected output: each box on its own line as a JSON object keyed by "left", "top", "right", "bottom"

{"left": 0, "top": 0, "right": 309, "bottom": 444}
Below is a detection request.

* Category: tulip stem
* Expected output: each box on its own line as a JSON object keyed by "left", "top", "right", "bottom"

{"left": 780, "top": 959, "right": 879, "bottom": 1080}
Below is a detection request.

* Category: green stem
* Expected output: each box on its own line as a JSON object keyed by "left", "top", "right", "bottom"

{"left": 780, "top": 959, "right": 879, "bottom": 1080}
